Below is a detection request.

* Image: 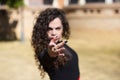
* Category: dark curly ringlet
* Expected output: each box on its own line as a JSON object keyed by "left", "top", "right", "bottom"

{"left": 31, "top": 8, "right": 70, "bottom": 77}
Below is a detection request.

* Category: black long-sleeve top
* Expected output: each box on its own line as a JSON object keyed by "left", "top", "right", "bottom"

{"left": 38, "top": 44, "right": 80, "bottom": 80}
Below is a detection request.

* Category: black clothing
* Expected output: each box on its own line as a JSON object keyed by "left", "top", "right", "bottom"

{"left": 38, "top": 45, "right": 80, "bottom": 80}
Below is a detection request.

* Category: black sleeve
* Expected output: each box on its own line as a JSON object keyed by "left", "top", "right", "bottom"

{"left": 38, "top": 49, "right": 57, "bottom": 71}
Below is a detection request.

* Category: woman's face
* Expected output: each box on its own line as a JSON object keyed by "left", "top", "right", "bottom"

{"left": 47, "top": 17, "right": 63, "bottom": 41}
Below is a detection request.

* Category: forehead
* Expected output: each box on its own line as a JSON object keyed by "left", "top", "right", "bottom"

{"left": 49, "top": 17, "right": 62, "bottom": 27}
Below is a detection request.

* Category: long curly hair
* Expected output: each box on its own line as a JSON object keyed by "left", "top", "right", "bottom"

{"left": 31, "top": 8, "right": 70, "bottom": 77}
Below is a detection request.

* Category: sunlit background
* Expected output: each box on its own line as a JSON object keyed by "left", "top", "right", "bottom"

{"left": 0, "top": 0, "right": 120, "bottom": 80}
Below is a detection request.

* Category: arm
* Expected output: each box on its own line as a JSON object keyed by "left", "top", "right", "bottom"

{"left": 38, "top": 38, "right": 66, "bottom": 71}
{"left": 38, "top": 49, "right": 57, "bottom": 71}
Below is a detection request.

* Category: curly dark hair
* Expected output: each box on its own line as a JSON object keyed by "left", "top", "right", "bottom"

{"left": 31, "top": 8, "right": 70, "bottom": 77}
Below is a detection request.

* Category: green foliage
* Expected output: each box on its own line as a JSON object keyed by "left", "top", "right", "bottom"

{"left": 0, "top": 0, "right": 24, "bottom": 8}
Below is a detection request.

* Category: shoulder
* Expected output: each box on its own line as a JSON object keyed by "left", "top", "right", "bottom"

{"left": 64, "top": 44, "right": 79, "bottom": 59}
{"left": 64, "top": 44, "right": 77, "bottom": 54}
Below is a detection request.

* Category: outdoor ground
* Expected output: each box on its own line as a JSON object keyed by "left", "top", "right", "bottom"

{"left": 0, "top": 26, "right": 120, "bottom": 80}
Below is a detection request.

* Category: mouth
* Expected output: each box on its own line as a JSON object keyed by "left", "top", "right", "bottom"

{"left": 50, "top": 36, "right": 59, "bottom": 40}
{"left": 49, "top": 36, "right": 59, "bottom": 42}
{"left": 49, "top": 36, "right": 61, "bottom": 43}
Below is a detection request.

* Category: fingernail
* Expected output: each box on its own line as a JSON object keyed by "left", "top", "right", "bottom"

{"left": 64, "top": 40, "right": 68, "bottom": 43}
{"left": 59, "top": 53, "right": 65, "bottom": 56}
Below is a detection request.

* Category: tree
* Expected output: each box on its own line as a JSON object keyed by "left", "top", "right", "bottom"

{"left": 0, "top": 0, "right": 24, "bottom": 8}
{"left": 0, "top": 0, "right": 24, "bottom": 41}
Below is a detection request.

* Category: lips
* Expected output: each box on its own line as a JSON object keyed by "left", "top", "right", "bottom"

{"left": 49, "top": 36, "right": 60, "bottom": 42}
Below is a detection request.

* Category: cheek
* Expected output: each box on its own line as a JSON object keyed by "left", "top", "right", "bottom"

{"left": 47, "top": 31, "right": 50, "bottom": 37}
{"left": 59, "top": 30, "right": 63, "bottom": 36}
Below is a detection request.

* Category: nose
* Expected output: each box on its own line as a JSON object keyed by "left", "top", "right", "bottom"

{"left": 51, "top": 29, "right": 57, "bottom": 36}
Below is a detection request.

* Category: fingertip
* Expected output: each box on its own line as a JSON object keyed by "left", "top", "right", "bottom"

{"left": 64, "top": 40, "right": 68, "bottom": 44}
{"left": 59, "top": 53, "right": 65, "bottom": 56}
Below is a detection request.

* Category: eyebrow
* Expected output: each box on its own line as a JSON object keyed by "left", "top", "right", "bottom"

{"left": 48, "top": 26, "right": 62, "bottom": 28}
{"left": 48, "top": 26, "right": 62, "bottom": 29}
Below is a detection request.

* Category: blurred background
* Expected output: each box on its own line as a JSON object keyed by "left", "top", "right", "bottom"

{"left": 0, "top": 0, "right": 120, "bottom": 80}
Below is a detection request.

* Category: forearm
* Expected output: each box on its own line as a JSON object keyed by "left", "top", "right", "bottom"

{"left": 38, "top": 49, "right": 57, "bottom": 69}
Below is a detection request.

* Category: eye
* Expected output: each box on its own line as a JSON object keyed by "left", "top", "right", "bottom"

{"left": 48, "top": 27, "right": 53, "bottom": 30}
{"left": 56, "top": 27, "right": 61, "bottom": 30}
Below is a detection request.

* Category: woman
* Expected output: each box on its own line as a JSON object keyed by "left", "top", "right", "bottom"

{"left": 31, "top": 8, "right": 80, "bottom": 80}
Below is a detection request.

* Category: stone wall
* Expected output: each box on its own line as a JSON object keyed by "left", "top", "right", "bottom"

{"left": 10, "top": 8, "right": 41, "bottom": 40}
{"left": 9, "top": 5, "right": 120, "bottom": 40}
{"left": 64, "top": 3, "right": 120, "bottom": 30}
